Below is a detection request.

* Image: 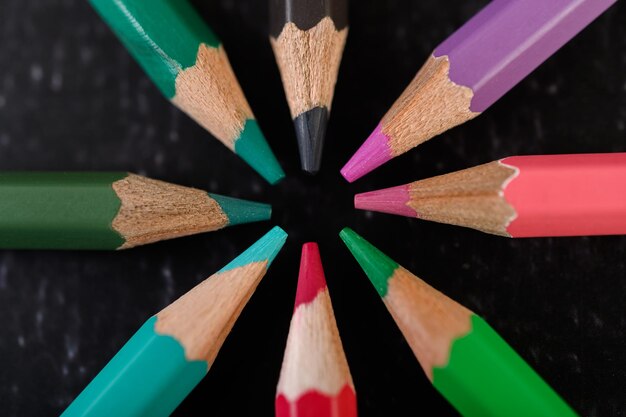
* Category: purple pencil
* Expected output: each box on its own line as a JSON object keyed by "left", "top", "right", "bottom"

{"left": 341, "top": 0, "right": 616, "bottom": 182}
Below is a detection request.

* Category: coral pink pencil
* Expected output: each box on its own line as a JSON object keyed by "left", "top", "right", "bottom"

{"left": 341, "top": 0, "right": 616, "bottom": 182}
{"left": 275, "top": 243, "right": 357, "bottom": 417}
{"left": 355, "top": 153, "right": 626, "bottom": 238}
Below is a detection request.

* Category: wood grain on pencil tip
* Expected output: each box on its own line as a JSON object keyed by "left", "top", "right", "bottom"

{"left": 0, "top": 172, "right": 271, "bottom": 250}
{"left": 276, "top": 243, "right": 356, "bottom": 417}
{"left": 355, "top": 153, "right": 626, "bottom": 238}
{"left": 341, "top": 0, "right": 616, "bottom": 182}
{"left": 339, "top": 228, "right": 578, "bottom": 417}
{"left": 89, "top": 0, "right": 284, "bottom": 184}
{"left": 270, "top": 0, "right": 348, "bottom": 174}
{"left": 61, "top": 227, "right": 288, "bottom": 417}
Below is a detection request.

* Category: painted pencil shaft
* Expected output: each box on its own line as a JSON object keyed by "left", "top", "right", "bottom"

{"left": 270, "top": 0, "right": 348, "bottom": 174}
{"left": 90, "top": 0, "right": 284, "bottom": 184}
{"left": 341, "top": 0, "right": 616, "bottom": 182}
{"left": 276, "top": 243, "right": 357, "bottom": 417}
{"left": 62, "top": 226, "right": 288, "bottom": 417}
{"left": 339, "top": 228, "right": 578, "bottom": 417}
{"left": 61, "top": 317, "right": 208, "bottom": 417}
{"left": 355, "top": 153, "right": 626, "bottom": 237}
{"left": 0, "top": 172, "right": 271, "bottom": 250}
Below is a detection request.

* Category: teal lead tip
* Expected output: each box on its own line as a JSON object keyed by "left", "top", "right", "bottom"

{"left": 235, "top": 120, "right": 286, "bottom": 185}
{"left": 220, "top": 226, "right": 288, "bottom": 272}
{"left": 209, "top": 193, "right": 272, "bottom": 226}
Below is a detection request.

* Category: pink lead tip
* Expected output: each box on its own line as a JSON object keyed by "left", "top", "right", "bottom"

{"left": 340, "top": 123, "right": 393, "bottom": 182}
{"left": 354, "top": 184, "right": 416, "bottom": 218}
{"left": 294, "top": 243, "right": 327, "bottom": 309}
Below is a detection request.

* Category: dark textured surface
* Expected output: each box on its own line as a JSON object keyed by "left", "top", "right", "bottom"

{"left": 295, "top": 106, "right": 328, "bottom": 173}
{"left": 269, "top": 0, "right": 348, "bottom": 38}
{"left": 0, "top": 0, "right": 625, "bottom": 416}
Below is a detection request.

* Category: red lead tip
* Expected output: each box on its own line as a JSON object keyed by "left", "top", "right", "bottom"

{"left": 294, "top": 243, "right": 328, "bottom": 309}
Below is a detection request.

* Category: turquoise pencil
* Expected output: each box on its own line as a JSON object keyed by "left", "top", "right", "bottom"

{"left": 62, "top": 226, "right": 288, "bottom": 417}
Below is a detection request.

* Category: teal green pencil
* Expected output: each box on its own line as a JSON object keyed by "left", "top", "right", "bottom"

{"left": 89, "top": 0, "right": 285, "bottom": 184}
{"left": 339, "top": 228, "right": 578, "bottom": 417}
{"left": 0, "top": 172, "right": 271, "bottom": 250}
{"left": 62, "top": 226, "right": 288, "bottom": 417}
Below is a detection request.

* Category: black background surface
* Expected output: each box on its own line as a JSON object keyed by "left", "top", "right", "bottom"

{"left": 0, "top": 1, "right": 625, "bottom": 416}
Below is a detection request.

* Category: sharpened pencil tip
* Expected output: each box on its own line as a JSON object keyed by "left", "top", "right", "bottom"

{"left": 294, "top": 107, "right": 328, "bottom": 175}
{"left": 219, "top": 226, "right": 288, "bottom": 272}
{"left": 354, "top": 185, "right": 415, "bottom": 217}
{"left": 294, "top": 243, "right": 327, "bottom": 309}
{"left": 208, "top": 193, "right": 272, "bottom": 226}
{"left": 339, "top": 228, "right": 399, "bottom": 297}
{"left": 340, "top": 123, "right": 393, "bottom": 182}
{"left": 235, "top": 119, "right": 285, "bottom": 185}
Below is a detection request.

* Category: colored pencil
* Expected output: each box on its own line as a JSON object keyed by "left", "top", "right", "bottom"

{"left": 62, "top": 226, "right": 287, "bottom": 417}
{"left": 270, "top": 0, "right": 348, "bottom": 174}
{"left": 276, "top": 243, "right": 357, "bottom": 417}
{"left": 90, "top": 0, "right": 285, "bottom": 184}
{"left": 339, "top": 228, "right": 578, "bottom": 417}
{"left": 340, "top": 0, "right": 616, "bottom": 182}
{"left": 0, "top": 172, "right": 272, "bottom": 250}
{"left": 355, "top": 153, "right": 626, "bottom": 238}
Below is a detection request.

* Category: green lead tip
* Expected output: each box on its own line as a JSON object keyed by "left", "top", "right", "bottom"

{"left": 209, "top": 193, "right": 272, "bottom": 226}
{"left": 219, "top": 226, "right": 287, "bottom": 273}
{"left": 339, "top": 228, "right": 399, "bottom": 297}
{"left": 234, "top": 120, "right": 285, "bottom": 185}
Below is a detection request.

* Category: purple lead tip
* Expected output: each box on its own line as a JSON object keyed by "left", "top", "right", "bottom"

{"left": 340, "top": 124, "right": 393, "bottom": 182}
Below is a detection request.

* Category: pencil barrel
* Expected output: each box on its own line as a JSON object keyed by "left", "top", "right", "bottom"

{"left": 89, "top": 0, "right": 220, "bottom": 98}
{"left": 433, "top": 315, "right": 578, "bottom": 417}
{"left": 61, "top": 317, "right": 207, "bottom": 417}
{"left": 0, "top": 172, "right": 126, "bottom": 250}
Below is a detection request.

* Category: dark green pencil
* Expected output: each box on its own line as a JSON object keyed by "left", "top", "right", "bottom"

{"left": 0, "top": 172, "right": 271, "bottom": 250}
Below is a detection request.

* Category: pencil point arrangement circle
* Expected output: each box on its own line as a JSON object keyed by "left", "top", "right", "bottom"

{"left": 1, "top": 0, "right": 624, "bottom": 416}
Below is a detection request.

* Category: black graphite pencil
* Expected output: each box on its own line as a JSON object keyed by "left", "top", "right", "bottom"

{"left": 270, "top": 0, "right": 348, "bottom": 174}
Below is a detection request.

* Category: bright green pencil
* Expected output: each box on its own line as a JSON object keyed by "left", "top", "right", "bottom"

{"left": 339, "top": 228, "right": 578, "bottom": 417}
{"left": 0, "top": 172, "right": 271, "bottom": 250}
{"left": 89, "top": 0, "right": 285, "bottom": 184}
{"left": 62, "top": 226, "right": 288, "bottom": 417}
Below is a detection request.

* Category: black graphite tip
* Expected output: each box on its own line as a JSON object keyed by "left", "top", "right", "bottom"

{"left": 269, "top": 0, "right": 348, "bottom": 38}
{"left": 294, "top": 106, "right": 329, "bottom": 175}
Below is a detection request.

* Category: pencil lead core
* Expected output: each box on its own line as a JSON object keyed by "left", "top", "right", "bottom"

{"left": 294, "top": 242, "right": 327, "bottom": 308}
{"left": 208, "top": 193, "right": 272, "bottom": 226}
{"left": 339, "top": 228, "right": 398, "bottom": 297}
{"left": 354, "top": 185, "right": 414, "bottom": 217}
{"left": 234, "top": 120, "right": 286, "bottom": 185}
{"left": 219, "top": 226, "right": 288, "bottom": 272}
{"left": 295, "top": 107, "right": 328, "bottom": 174}
{"left": 340, "top": 124, "right": 392, "bottom": 182}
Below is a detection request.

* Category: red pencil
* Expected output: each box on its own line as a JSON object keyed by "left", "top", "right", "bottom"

{"left": 276, "top": 243, "right": 357, "bottom": 417}
{"left": 355, "top": 153, "right": 626, "bottom": 238}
